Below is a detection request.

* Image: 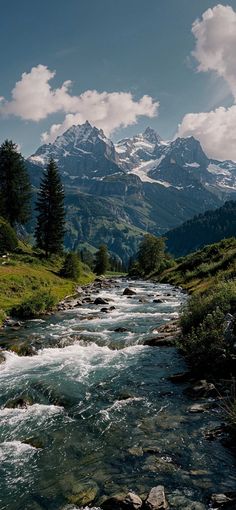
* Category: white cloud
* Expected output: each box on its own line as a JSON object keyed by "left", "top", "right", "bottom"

{"left": 177, "top": 4, "right": 236, "bottom": 161}
{"left": 177, "top": 105, "right": 236, "bottom": 160}
{"left": 0, "top": 64, "right": 159, "bottom": 141}
{"left": 42, "top": 91, "right": 158, "bottom": 142}
{"left": 192, "top": 4, "right": 236, "bottom": 98}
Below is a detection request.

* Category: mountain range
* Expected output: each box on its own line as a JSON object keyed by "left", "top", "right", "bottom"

{"left": 26, "top": 121, "right": 236, "bottom": 263}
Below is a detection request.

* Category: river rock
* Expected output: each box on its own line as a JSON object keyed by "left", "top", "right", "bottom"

{"left": 125, "top": 493, "right": 142, "bottom": 509}
{"left": 94, "top": 297, "right": 109, "bottom": 305}
{"left": 123, "top": 288, "right": 136, "bottom": 296}
{"left": 145, "top": 486, "right": 168, "bottom": 509}
{"left": 153, "top": 299, "right": 164, "bottom": 304}
{"left": 67, "top": 481, "right": 99, "bottom": 506}
{"left": 101, "top": 492, "right": 142, "bottom": 510}
{"left": 113, "top": 327, "right": 128, "bottom": 333}
{"left": 185, "top": 380, "right": 216, "bottom": 398}
{"left": 9, "top": 341, "right": 35, "bottom": 356}
{"left": 168, "top": 492, "right": 205, "bottom": 510}
{"left": 4, "top": 395, "right": 33, "bottom": 408}
{"left": 210, "top": 492, "right": 235, "bottom": 507}
{"left": 144, "top": 335, "right": 174, "bottom": 347}
{"left": 101, "top": 307, "right": 109, "bottom": 313}
{"left": 188, "top": 403, "right": 209, "bottom": 413}
{"left": 0, "top": 351, "right": 5, "bottom": 363}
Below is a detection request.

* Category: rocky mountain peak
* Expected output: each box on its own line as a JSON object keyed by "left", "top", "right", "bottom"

{"left": 143, "top": 126, "right": 162, "bottom": 145}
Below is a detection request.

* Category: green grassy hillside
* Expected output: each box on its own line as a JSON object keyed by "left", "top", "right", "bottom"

{"left": 0, "top": 242, "right": 94, "bottom": 325}
{"left": 156, "top": 237, "right": 236, "bottom": 294}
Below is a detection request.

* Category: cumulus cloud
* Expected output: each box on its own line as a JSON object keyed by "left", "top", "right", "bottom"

{"left": 0, "top": 64, "right": 159, "bottom": 141}
{"left": 177, "top": 4, "right": 236, "bottom": 161}
{"left": 177, "top": 105, "right": 236, "bottom": 160}
{"left": 41, "top": 91, "right": 158, "bottom": 142}
{"left": 192, "top": 4, "right": 236, "bottom": 98}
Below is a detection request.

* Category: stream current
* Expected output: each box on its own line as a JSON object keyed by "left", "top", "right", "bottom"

{"left": 0, "top": 279, "right": 236, "bottom": 509}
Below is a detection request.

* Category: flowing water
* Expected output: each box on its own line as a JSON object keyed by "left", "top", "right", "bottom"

{"left": 0, "top": 279, "right": 236, "bottom": 510}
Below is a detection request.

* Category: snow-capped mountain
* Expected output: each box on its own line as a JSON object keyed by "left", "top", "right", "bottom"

{"left": 29, "top": 121, "right": 122, "bottom": 180}
{"left": 27, "top": 121, "right": 236, "bottom": 262}
{"left": 29, "top": 121, "right": 236, "bottom": 193}
{"left": 115, "top": 127, "right": 165, "bottom": 171}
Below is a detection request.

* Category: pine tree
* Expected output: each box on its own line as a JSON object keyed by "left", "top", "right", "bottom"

{"left": 94, "top": 244, "right": 109, "bottom": 275}
{"left": 0, "top": 140, "right": 31, "bottom": 226}
{"left": 35, "top": 159, "right": 65, "bottom": 256}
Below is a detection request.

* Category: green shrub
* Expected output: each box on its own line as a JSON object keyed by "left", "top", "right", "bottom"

{"left": 0, "top": 217, "right": 18, "bottom": 254}
{"left": 11, "top": 290, "right": 56, "bottom": 319}
{"left": 61, "top": 252, "right": 81, "bottom": 280}
{"left": 179, "top": 281, "right": 236, "bottom": 371}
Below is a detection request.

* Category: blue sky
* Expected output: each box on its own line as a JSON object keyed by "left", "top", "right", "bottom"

{"left": 1, "top": 0, "right": 236, "bottom": 159}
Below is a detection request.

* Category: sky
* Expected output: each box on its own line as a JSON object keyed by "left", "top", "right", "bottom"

{"left": 1, "top": 0, "right": 236, "bottom": 160}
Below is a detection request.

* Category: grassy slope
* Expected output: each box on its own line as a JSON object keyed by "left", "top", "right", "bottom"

{"left": 0, "top": 243, "right": 94, "bottom": 324}
{"left": 155, "top": 237, "right": 236, "bottom": 294}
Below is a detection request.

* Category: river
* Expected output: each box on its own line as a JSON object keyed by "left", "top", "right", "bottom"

{"left": 0, "top": 279, "right": 236, "bottom": 510}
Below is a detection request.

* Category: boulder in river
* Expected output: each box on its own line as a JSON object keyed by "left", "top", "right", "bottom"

{"left": 210, "top": 492, "right": 236, "bottom": 507}
{"left": 9, "top": 341, "right": 35, "bottom": 356}
{"left": 123, "top": 288, "right": 136, "bottom": 296}
{"left": 67, "top": 481, "right": 99, "bottom": 506}
{"left": 0, "top": 351, "right": 5, "bottom": 364}
{"left": 101, "top": 492, "right": 142, "bottom": 510}
{"left": 185, "top": 380, "right": 217, "bottom": 398}
{"left": 188, "top": 403, "right": 210, "bottom": 413}
{"left": 145, "top": 486, "right": 169, "bottom": 509}
{"left": 4, "top": 395, "right": 33, "bottom": 409}
{"left": 153, "top": 299, "right": 164, "bottom": 304}
{"left": 144, "top": 335, "right": 174, "bottom": 347}
{"left": 94, "top": 297, "right": 109, "bottom": 305}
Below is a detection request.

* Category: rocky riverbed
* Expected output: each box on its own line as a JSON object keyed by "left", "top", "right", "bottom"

{"left": 0, "top": 278, "right": 236, "bottom": 510}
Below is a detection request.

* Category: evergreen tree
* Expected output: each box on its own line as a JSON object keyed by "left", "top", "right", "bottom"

{"left": 94, "top": 244, "right": 109, "bottom": 275}
{"left": 35, "top": 159, "right": 65, "bottom": 256}
{"left": 0, "top": 140, "right": 31, "bottom": 226}
{"left": 61, "top": 252, "right": 81, "bottom": 280}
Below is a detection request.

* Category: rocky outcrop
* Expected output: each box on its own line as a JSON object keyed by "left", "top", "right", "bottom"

{"left": 145, "top": 320, "right": 180, "bottom": 347}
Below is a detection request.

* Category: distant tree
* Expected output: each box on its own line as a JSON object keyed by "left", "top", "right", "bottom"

{"left": 61, "top": 252, "right": 81, "bottom": 280}
{"left": 80, "top": 248, "right": 94, "bottom": 269}
{"left": 137, "top": 234, "right": 166, "bottom": 275}
{"left": 94, "top": 244, "right": 109, "bottom": 275}
{"left": 0, "top": 140, "right": 31, "bottom": 226}
{"left": 35, "top": 159, "right": 65, "bottom": 257}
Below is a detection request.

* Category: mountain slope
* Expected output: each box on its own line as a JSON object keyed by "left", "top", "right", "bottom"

{"left": 166, "top": 200, "right": 236, "bottom": 257}
{"left": 27, "top": 122, "right": 236, "bottom": 261}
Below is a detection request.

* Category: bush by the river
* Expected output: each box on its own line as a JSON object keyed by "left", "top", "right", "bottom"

{"left": 11, "top": 290, "right": 57, "bottom": 319}
{"left": 179, "top": 281, "right": 236, "bottom": 372}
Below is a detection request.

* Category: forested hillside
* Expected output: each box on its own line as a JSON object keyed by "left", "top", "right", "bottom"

{"left": 166, "top": 200, "right": 236, "bottom": 257}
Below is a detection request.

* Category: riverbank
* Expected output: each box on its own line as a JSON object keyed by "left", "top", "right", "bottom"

{"left": 0, "top": 246, "right": 94, "bottom": 326}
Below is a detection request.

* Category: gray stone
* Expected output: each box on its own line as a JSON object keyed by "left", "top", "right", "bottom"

{"left": 94, "top": 297, "right": 109, "bottom": 305}
{"left": 189, "top": 403, "right": 209, "bottom": 413}
{"left": 210, "top": 493, "right": 234, "bottom": 506}
{"left": 145, "top": 486, "right": 168, "bottom": 510}
{"left": 124, "top": 493, "right": 142, "bottom": 509}
{"left": 123, "top": 288, "right": 136, "bottom": 296}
